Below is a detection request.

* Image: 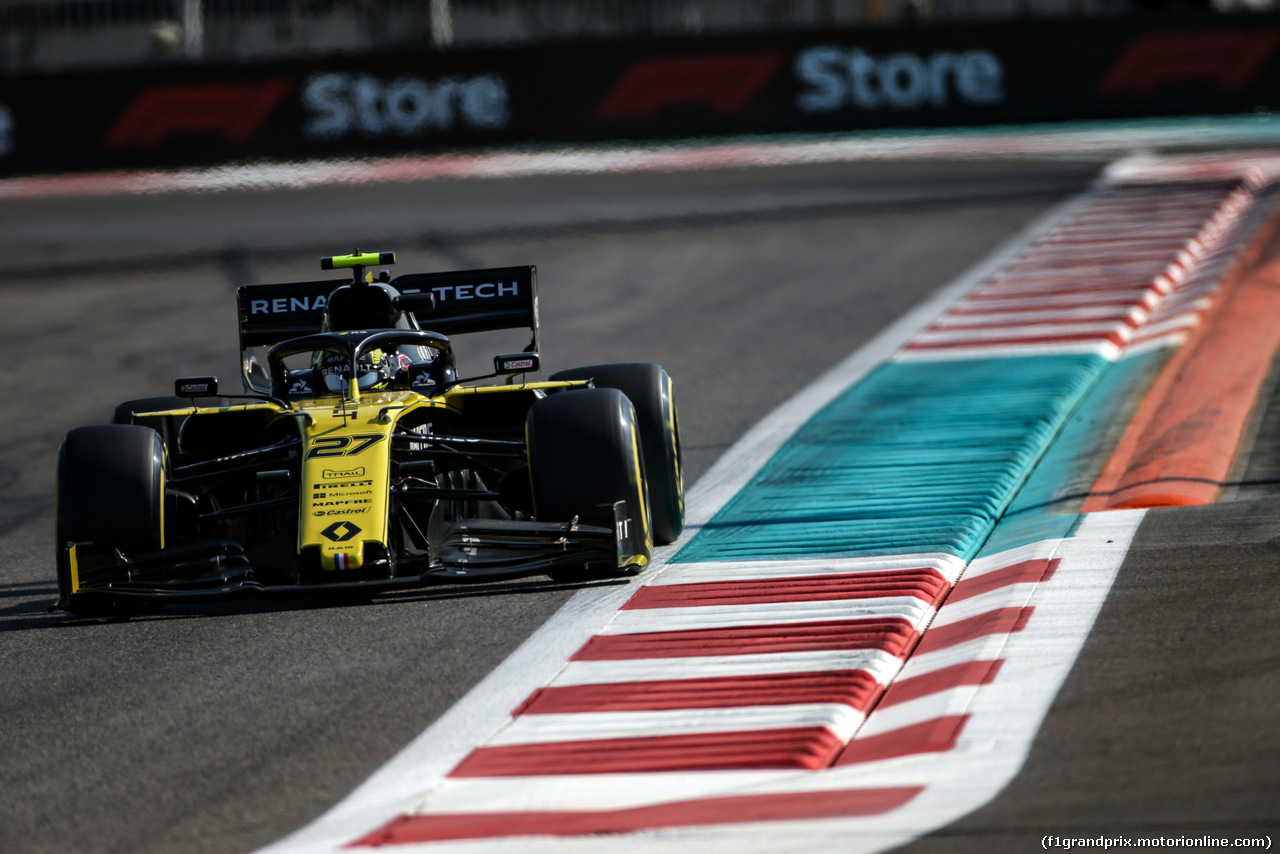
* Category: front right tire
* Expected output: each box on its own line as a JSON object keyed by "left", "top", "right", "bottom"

{"left": 56, "top": 424, "right": 166, "bottom": 612}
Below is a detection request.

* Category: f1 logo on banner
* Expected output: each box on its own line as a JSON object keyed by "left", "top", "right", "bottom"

{"left": 104, "top": 79, "right": 293, "bottom": 148}
{"left": 596, "top": 52, "right": 783, "bottom": 120}
{"left": 1098, "top": 30, "right": 1280, "bottom": 95}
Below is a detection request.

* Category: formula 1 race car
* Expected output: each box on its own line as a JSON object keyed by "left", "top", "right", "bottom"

{"left": 54, "top": 252, "right": 683, "bottom": 615}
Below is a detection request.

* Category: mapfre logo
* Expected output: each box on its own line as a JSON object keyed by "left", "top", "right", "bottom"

{"left": 596, "top": 52, "right": 783, "bottom": 120}
{"left": 1098, "top": 30, "right": 1280, "bottom": 95}
{"left": 104, "top": 79, "right": 293, "bottom": 148}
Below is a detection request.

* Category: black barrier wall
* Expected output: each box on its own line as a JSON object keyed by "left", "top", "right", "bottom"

{"left": 1, "top": 14, "right": 1278, "bottom": 175}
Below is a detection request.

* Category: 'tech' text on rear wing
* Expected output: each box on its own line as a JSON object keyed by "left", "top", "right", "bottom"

{"left": 391, "top": 265, "right": 538, "bottom": 352}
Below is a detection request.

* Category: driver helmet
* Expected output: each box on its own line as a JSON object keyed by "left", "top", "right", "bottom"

{"left": 318, "top": 348, "right": 397, "bottom": 392}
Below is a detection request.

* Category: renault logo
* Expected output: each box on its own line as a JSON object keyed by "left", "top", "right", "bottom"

{"left": 321, "top": 521, "right": 361, "bottom": 542}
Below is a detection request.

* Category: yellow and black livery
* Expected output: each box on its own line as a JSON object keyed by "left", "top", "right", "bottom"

{"left": 53, "top": 252, "right": 683, "bottom": 615}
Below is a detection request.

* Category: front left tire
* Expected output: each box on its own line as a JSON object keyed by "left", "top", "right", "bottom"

{"left": 550, "top": 363, "right": 684, "bottom": 545}
{"left": 526, "top": 387, "right": 653, "bottom": 577}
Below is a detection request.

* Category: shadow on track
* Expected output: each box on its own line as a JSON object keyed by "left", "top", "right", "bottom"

{"left": 0, "top": 574, "right": 628, "bottom": 634}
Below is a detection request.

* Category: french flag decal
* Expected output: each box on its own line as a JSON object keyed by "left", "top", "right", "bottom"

{"left": 334, "top": 553, "right": 351, "bottom": 570}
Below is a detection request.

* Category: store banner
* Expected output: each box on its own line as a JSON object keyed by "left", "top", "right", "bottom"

{"left": 0, "top": 14, "right": 1277, "bottom": 175}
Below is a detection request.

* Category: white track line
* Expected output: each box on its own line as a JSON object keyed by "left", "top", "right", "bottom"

{"left": 553, "top": 649, "right": 903, "bottom": 687}
{"left": 487, "top": 704, "right": 864, "bottom": 746}
{"left": 601, "top": 598, "right": 934, "bottom": 634}
{"left": 0, "top": 125, "right": 1273, "bottom": 200}
{"left": 650, "top": 554, "right": 964, "bottom": 585}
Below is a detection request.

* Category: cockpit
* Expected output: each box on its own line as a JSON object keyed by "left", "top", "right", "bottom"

{"left": 269, "top": 329, "right": 456, "bottom": 400}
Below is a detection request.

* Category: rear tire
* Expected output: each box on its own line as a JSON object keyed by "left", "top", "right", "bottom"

{"left": 526, "top": 388, "right": 652, "bottom": 578}
{"left": 550, "top": 363, "right": 684, "bottom": 544}
{"left": 56, "top": 425, "right": 166, "bottom": 613}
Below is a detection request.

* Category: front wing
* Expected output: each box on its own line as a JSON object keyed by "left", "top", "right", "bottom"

{"left": 55, "top": 502, "right": 643, "bottom": 611}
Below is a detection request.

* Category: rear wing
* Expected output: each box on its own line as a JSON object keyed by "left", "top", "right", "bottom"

{"left": 237, "top": 279, "right": 347, "bottom": 349}
{"left": 392, "top": 265, "right": 538, "bottom": 352}
{"left": 236, "top": 265, "right": 538, "bottom": 352}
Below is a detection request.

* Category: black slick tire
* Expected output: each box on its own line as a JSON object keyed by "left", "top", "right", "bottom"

{"left": 550, "top": 363, "right": 684, "bottom": 544}
{"left": 56, "top": 424, "right": 166, "bottom": 613}
{"left": 526, "top": 387, "right": 652, "bottom": 577}
{"left": 111, "top": 395, "right": 193, "bottom": 451}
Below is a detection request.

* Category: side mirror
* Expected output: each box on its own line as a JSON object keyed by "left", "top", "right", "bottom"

{"left": 243, "top": 355, "right": 270, "bottom": 394}
{"left": 494, "top": 353, "right": 540, "bottom": 375}
{"left": 175, "top": 376, "right": 219, "bottom": 398}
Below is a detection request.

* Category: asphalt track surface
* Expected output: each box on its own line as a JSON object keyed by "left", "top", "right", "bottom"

{"left": 0, "top": 155, "right": 1274, "bottom": 853}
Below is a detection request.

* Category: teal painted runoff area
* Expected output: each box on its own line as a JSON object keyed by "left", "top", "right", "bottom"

{"left": 674, "top": 354, "right": 1111, "bottom": 564}
{"left": 978, "top": 347, "right": 1169, "bottom": 555}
